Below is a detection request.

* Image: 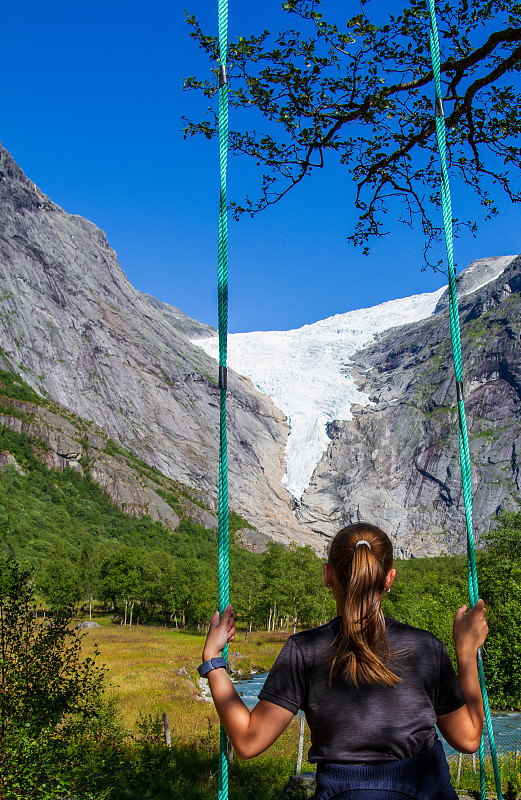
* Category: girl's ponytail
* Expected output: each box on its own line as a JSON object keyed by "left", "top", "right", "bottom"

{"left": 328, "top": 523, "right": 400, "bottom": 687}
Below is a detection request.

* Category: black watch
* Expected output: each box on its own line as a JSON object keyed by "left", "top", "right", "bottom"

{"left": 198, "top": 657, "right": 228, "bottom": 677}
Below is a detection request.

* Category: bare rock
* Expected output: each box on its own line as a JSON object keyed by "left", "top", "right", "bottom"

{"left": 0, "top": 143, "right": 318, "bottom": 549}
{"left": 175, "top": 667, "right": 190, "bottom": 677}
{"left": 298, "top": 255, "right": 521, "bottom": 554}
{"left": 0, "top": 450, "right": 24, "bottom": 473}
{"left": 234, "top": 527, "right": 272, "bottom": 553}
{"left": 284, "top": 773, "right": 316, "bottom": 797}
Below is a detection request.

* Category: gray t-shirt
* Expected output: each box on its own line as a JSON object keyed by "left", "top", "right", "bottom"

{"left": 258, "top": 617, "right": 465, "bottom": 764}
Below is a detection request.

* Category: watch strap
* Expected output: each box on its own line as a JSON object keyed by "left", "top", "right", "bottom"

{"left": 198, "top": 656, "right": 228, "bottom": 677}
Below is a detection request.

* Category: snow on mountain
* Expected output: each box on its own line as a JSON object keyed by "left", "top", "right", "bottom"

{"left": 195, "top": 288, "right": 447, "bottom": 500}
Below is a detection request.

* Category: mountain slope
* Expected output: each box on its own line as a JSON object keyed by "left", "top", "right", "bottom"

{"left": 0, "top": 368, "right": 217, "bottom": 534}
{"left": 0, "top": 143, "right": 317, "bottom": 548}
{"left": 297, "top": 256, "right": 521, "bottom": 555}
{"left": 1, "top": 141, "right": 518, "bottom": 558}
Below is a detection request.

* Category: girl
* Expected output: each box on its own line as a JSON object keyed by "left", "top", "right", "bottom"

{"left": 199, "top": 523, "right": 488, "bottom": 799}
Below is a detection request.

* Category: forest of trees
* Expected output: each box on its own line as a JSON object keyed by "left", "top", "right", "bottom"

{"left": 39, "top": 535, "right": 334, "bottom": 633}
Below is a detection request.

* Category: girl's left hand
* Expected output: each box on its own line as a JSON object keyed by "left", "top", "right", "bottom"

{"left": 453, "top": 598, "right": 488, "bottom": 655}
{"left": 202, "top": 606, "right": 235, "bottom": 661}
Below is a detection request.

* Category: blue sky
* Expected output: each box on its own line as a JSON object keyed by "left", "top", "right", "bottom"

{"left": 1, "top": 1, "right": 519, "bottom": 332}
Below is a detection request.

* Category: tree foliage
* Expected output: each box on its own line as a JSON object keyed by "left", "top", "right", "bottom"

{"left": 0, "top": 557, "right": 106, "bottom": 737}
{"left": 479, "top": 512, "right": 521, "bottom": 708}
{"left": 184, "top": 0, "right": 521, "bottom": 262}
{"left": 384, "top": 553, "right": 467, "bottom": 662}
{"left": 40, "top": 540, "right": 82, "bottom": 609}
{"left": 0, "top": 558, "right": 109, "bottom": 798}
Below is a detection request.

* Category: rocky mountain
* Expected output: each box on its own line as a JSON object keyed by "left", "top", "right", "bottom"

{"left": 0, "top": 142, "right": 318, "bottom": 549}
{"left": 296, "top": 256, "right": 521, "bottom": 556}
{"left": 1, "top": 140, "right": 519, "bottom": 559}
{"left": 0, "top": 372, "right": 218, "bottom": 533}
{"left": 196, "top": 250, "right": 519, "bottom": 557}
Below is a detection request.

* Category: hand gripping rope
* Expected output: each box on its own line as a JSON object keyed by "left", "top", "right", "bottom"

{"left": 427, "top": 3, "right": 503, "bottom": 799}
{"left": 217, "top": 0, "right": 230, "bottom": 796}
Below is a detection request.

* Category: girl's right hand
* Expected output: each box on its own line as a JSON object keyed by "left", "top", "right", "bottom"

{"left": 202, "top": 606, "right": 235, "bottom": 662}
{"left": 453, "top": 599, "right": 488, "bottom": 655}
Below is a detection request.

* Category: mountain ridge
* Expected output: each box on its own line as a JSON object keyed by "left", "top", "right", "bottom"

{"left": 0, "top": 142, "right": 317, "bottom": 549}
{"left": 1, "top": 140, "right": 519, "bottom": 557}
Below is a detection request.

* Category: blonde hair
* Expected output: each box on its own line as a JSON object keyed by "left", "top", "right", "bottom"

{"left": 328, "top": 522, "right": 400, "bottom": 687}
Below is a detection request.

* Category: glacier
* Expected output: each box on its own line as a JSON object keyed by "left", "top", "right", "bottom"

{"left": 195, "top": 287, "right": 447, "bottom": 500}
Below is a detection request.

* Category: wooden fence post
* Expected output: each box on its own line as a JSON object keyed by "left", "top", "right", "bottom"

{"left": 456, "top": 752, "right": 462, "bottom": 786}
{"left": 163, "top": 712, "right": 171, "bottom": 748}
{"left": 296, "top": 716, "right": 305, "bottom": 775}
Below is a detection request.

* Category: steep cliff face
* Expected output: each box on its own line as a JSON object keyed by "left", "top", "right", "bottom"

{"left": 0, "top": 143, "right": 317, "bottom": 548}
{"left": 297, "top": 256, "right": 521, "bottom": 556}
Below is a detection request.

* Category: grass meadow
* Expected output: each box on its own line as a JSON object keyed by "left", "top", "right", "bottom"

{"left": 79, "top": 620, "right": 314, "bottom": 794}
{"left": 80, "top": 622, "right": 290, "bottom": 734}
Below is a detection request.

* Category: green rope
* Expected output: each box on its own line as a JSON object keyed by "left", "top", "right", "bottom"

{"left": 427, "top": 4, "right": 503, "bottom": 799}
{"left": 217, "top": 0, "right": 230, "bottom": 797}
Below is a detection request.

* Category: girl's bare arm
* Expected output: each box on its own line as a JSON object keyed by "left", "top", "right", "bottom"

{"left": 202, "top": 607, "right": 294, "bottom": 759}
{"left": 437, "top": 600, "right": 488, "bottom": 753}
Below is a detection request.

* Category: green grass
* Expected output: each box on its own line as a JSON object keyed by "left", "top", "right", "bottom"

{"left": 447, "top": 750, "right": 521, "bottom": 796}
{"left": 0, "top": 369, "right": 46, "bottom": 405}
{"left": 73, "top": 620, "right": 311, "bottom": 798}
{"left": 80, "top": 622, "right": 288, "bottom": 734}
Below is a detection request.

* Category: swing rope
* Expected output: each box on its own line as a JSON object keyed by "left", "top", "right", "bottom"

{"left": 427, "top": 3, "right": 503, "bottom": 798}
{"left": 217, "top": 0, "right": 230, "bottom": 795}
